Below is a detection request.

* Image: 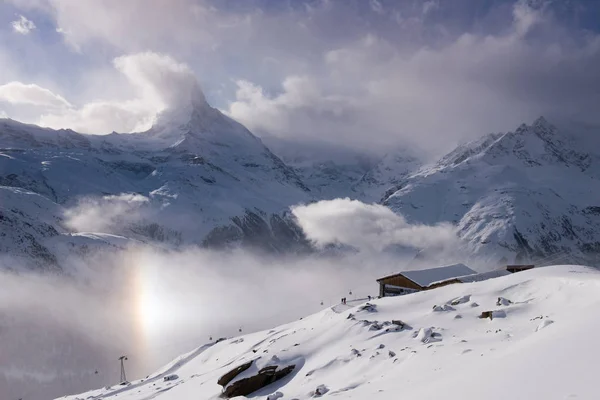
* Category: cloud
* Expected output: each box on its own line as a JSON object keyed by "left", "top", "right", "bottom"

{"left": 225, "top": 76, "right": 359, "bottom": 142}
{"left": 370, "top": 0, "right": 384, "bottom": 15}
{"left": 64, "top": 193, "right": 150, "bottom": 233}
{"left": 421, "top": 1, "right": 439, "bottom": 16}
{"left": 113, "top": 52, "right": 203, "bottom": 111}
{"left": 224, "top": 0, "right": 600, "bottom": 155}
{"left": 9, "top": 52, "right": 202, "bottom": 134}
{"left": 0, "top": 81, "right": 72, "bottom": 108}
{"left": 0, "top": 243, "right": 392, "bottom": 400}
{"left": 11, "top": 14, "right": 36, "bottom": 34}
{"left": 291, "top": 198, "right": 458, "bottom": 252}
{"left": 2, "top": 0, "right": 599, "bottom": 155}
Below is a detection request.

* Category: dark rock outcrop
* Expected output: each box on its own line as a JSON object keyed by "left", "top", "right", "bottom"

{"left": 203, "top": 210, "right": 313, "bottom": 254}
{"left": 222, "top": 364, "right": 295, "bottom": 398}
{"left": 217, "top": 360, "right": 253, "bottom": 387}
{"left": 479, "top": 311, "right": 494, "bottom": 320}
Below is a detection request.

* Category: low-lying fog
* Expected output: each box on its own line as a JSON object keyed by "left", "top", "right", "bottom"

{"left": 0, "top": 246, "right": 406, "bottom": 400}
{"left": 1, "top": 198, "right": 469, "bottom": 400}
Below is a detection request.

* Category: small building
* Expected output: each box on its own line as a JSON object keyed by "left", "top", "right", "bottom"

{"left": 457, "top": 269, "right": 511, "bottom": 283}
{"left": 377, "top": 263, "right": 477, "bottom": 297}
{"left": 506, "top": 264, "right": 535, "bottom": 273}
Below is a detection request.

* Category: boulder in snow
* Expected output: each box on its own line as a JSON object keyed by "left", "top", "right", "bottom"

{"left": 479, "top": 310, "right": 507, "bottom": 320}
{"left": 163, "top": 374, "right": 178, "bottom": 382}
{"left": 391, "top": 320, "right": 406, "bottom": 328}
{"left": 448, "top": 295, "right": 471, "bottom": 306}
{"left": 223, "top": 364, "right": 296, "bottom": 398}
{"left": 432, "top": 304, "right": 455, "bottom": 312}
{"left": 267, "top": 391, "right": 284, "bottom": 400}
{"left": 313, "top": 384, "right": 330, "bottom": 397}
{"left": 413, "top": 327, "right": 441, "bottom": 344}
{"left": 217, "top": 360, "right": 253, "bottom": 387}
{"left": 358, "top": 303, "right": 377, "bottom": 312}
{"left": 496, "top": 297, "right": 513, "bottom": 306}
{"left": 536, "top": 319, "right": 554, "bottom": 331}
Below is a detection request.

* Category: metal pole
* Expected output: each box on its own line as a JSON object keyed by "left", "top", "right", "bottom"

{"left": 119, "top": 355, "right": 128, "bottom": 383}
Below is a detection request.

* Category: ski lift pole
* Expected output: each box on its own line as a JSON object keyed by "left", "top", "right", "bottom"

{"left": 118, "top": 355, "right": 128, "bottom": 383}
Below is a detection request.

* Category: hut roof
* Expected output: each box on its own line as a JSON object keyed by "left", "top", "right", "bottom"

{"left": 379, "top": 263, "right": 476, "bottom": 288}
{"left": 457, "top": 269, "right": 511, "bottom": 283}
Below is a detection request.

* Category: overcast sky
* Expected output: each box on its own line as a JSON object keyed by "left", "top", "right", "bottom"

{"left": 0, "top": 0, "right": 599, "bottom": 154}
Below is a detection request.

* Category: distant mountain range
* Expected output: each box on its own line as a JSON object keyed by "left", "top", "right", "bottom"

{"left": 1, "top": 83, "right": 599, "bottom": 270}
{"left": 383, "top": 117, "right": 600, "bottom": 267}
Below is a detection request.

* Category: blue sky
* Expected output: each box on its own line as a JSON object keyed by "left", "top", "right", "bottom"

{"left": 0, "top": 0, "right": 599, "bottom": 154}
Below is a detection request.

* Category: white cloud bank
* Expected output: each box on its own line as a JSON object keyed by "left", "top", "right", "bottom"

{"left": 64, "top": 193, "right": 150, "bottom": 233}
{"left": 2, "top": 0, "right": 600, "bottom": 154}
{"left": 0, "top": 244, "right": 389, "bottom": 400}
{"left": 292, "top": 198, "right": 458, "bottom": 252}
{"left": 0, "top": 81, "right": 71, "bottom": 108}
{"left": 11, "top": 14, "right": 36, "bottom": 34}
{"left": 0, "top": 52, "right": 202, "bottom": 134}
{"left": 225, "top": 0, "right": 600, "bottom": 153}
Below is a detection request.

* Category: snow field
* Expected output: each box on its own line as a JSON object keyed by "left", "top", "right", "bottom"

{"left": 58, "top": 265, "right": 600, "bottom": 400}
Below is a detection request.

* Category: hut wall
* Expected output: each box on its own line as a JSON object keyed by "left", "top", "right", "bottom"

{"left": 378, "top": 275, "right": 423, "bottom": 291}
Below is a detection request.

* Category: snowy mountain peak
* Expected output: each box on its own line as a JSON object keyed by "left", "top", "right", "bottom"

{"left": 145, "top": 82, "right": 268, "bottom": 154}
{"left": 152, "top": 83, "right": 213, "bottom": 131}
{"left": 532, "top": 115, "right": 551, "bottom": 130}
{"left": 514, "top": 115, "right": 556, "bottom": 141}
{"left": 437, "top": 117, "right": 590, "bottom": 172}
{"left": 383, "top": 117, "right": 600, "bottom": 267}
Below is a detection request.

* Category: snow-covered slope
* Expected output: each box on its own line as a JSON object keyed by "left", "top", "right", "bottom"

{"left": 262, "top": 136, "right": 424, "bottom": 202}
{"left": 352, "top": 149, "right": 422, "bottom": 202}
{"left": 383, "top": 117, "right": 600, "bottom": 267}
{"left": 0, "top": 185, "right": 135, "bottom": 271}
{"left": 57, "top": 265, "right": 600, "bottom": 400}
{"left": 262, "top": 137, "right": 378, "bottom": 200}
{"left": 0, "top": 186, "right": 65, "bottom": 271}
{"left": 3, "top": 110, "right": 600, "bottom": 269}
{"left": 0, "top": 85, "right": 315, "bottom": 264}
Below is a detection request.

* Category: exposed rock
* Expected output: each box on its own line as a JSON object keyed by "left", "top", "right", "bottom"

{"left": 412, "top": 327, "right": 443, "bottom": 344}
{"left": 479, "top": 311, "right": 493, "bottom": 320}
{"left": 313, "top": 384, "right": 330, "bottom": 397}
{"left": 391, "top": 320, "right": 405, "bottom": 328}
{"left": 358, "top": 303, "right": 377, "bottom": 312}
{"left": 223, "top": 364, "right": 295, "bottom": 398}
{"left": 217, "top": 360, "right": 253, "bottom": 387}
{"left": 496, "top": 297, "right": 513, "bottom": 306}
{"left": 369, "top": 322, "right": 384, "bottom": 331}
{"left": 479, "top": 310, "right": 507, "bottom": 320}
{"left": 267, "top": 391, "right": 284, "bottom": 400}
{"left": 163, "top": 374, "right": 178, "bottom": 382}
{"left": 449, "top": 295, "right": 471, "bottom": 306}
{"left": 432, "top": 304, "right": 455, "bottom": 312}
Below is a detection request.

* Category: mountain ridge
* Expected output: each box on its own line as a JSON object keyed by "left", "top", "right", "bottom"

{"left": 383, "top": 117, "right": 600, "bottom": 267}
{"left": 2, "top": 109, "right": 600, "bottom": 270}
